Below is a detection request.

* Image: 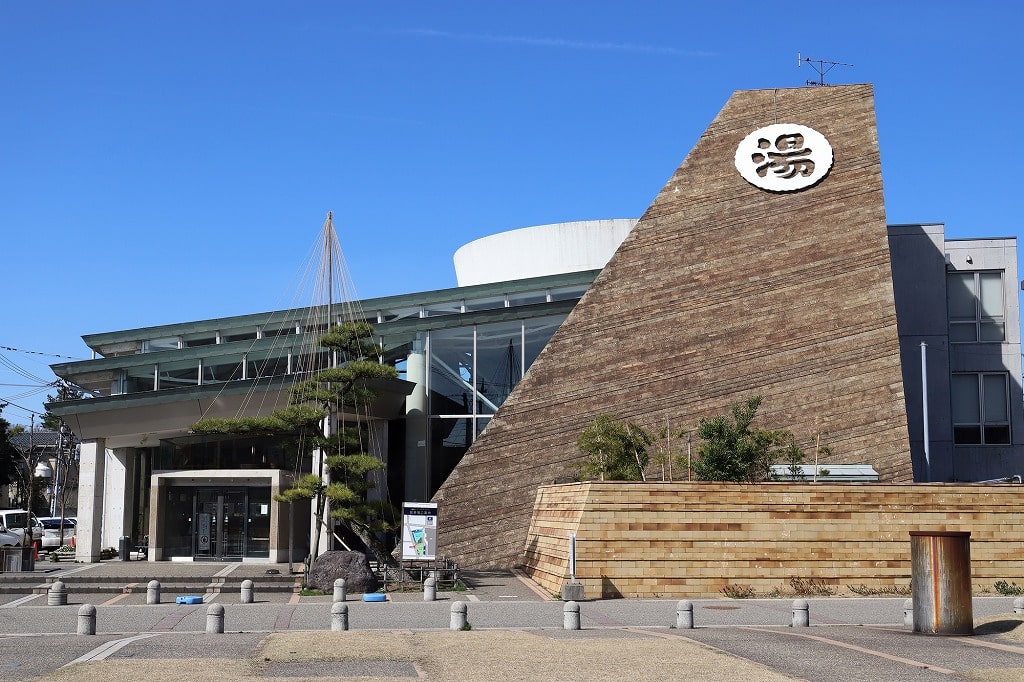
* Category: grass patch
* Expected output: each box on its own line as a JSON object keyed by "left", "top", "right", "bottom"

{"left": 847, "top": 583, "right": 912, "bottom": 597}
{"left": 994, "top": 580, "right": 1024, "bottom": 596}
{"left": 789, "top": 578, "right": 836, "bottom": 597}
{"left": 720, "top": 584, "right": 756, "bottom": 599}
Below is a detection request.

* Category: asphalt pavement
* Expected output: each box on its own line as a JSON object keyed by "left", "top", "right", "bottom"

{"left": 1, "top": 560, "right": 1023, "bottom": 681}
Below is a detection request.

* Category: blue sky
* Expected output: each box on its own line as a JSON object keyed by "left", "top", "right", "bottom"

{"left": 1, "top": 1, "right": 1022, "bottom": 424}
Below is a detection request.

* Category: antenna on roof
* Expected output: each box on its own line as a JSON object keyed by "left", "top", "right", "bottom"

{"left": 797, "top": 52, "right": 853, "bottom": 86}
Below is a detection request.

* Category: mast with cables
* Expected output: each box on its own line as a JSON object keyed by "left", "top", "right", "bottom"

{"left": 797, "top": 52, "right": 853, "bottom": 86}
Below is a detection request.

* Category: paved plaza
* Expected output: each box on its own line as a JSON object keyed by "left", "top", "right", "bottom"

{"left": 1, "top": 561, "right": 1024, "bottom": 681}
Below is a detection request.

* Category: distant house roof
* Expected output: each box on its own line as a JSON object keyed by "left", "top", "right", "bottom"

{"left": 8, "top": 430, "right": 58, "bottom": 455}
{"left": 769, "top": 464, "right": 880, "bottom": 482}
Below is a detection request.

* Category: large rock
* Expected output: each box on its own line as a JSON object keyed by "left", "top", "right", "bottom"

{"left": 307, "top": 550, "right": 379, "bottom": 593}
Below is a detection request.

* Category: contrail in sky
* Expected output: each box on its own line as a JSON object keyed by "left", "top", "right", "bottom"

{"left": 386, "top": 28, "right": 715, "bottom": 57}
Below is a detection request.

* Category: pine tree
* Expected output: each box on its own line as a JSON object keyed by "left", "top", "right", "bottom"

{"left": 573, "top": 415, "right": 653, "bottom": 481}
{"left": 192, "top": 321, "right": 399, "bottom": 567}
{"left": 691, "top": 396, "right": 790, "bottom": 483}
{"left": 0, "top": 405, "right": 21, "bottom": 487}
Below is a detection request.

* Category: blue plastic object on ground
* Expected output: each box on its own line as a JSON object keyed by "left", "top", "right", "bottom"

{"left": 362, "top": 593, "right": 387, "bottom": 602}
{"left": 175, "top": 595, "right": 203, "bottom": 604}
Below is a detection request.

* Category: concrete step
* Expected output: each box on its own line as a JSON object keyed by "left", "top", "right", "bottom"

{"left": 32, "top": 582, "right": 301, "bottom": 595}
{"left": 0, "top": 573, "right": 303, "bottom": 595}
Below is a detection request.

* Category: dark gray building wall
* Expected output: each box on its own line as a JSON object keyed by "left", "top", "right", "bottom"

{"left": 945, "top": 237, "right": 1024, "bottom": 480}
{"left": 888, "top": 224, "right": 952, "bottom": 481}
{"left": 889, "top": 225, "right": 1023, "bottom": 481}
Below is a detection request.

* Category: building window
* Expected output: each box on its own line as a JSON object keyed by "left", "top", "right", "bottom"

{"left": 951, "top": 373, "right": 1010, "bottom": 445}
{"left": 947, "top": 271, "right": 1004, "bottom": 342}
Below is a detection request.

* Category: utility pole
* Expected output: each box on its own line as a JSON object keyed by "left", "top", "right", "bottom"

{"left": 25, "top": 415, "right": 36, "bottom": 547}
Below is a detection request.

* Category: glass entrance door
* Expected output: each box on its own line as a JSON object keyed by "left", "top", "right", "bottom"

{"left": 194, "top": 488, "right": 247, "bottom": 561}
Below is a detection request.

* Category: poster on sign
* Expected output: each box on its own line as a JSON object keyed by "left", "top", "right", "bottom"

{"left": 401, "top": 502, "right": 438, "bottom": 560}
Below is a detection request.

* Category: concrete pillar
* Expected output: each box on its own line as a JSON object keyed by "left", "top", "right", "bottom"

{"left": 75, "top": 439, "right": 106, "bottom": 563}
{"left": 240, "top": 579, "right": 254, "bottom": 604}
{"left": 404, "top": 342, "right": 429, "bottom": 501}
{"left": 903, "top": 599, "right": 914, "bottom": 627}
{"left": 331, "top": 602, "right": 349, "bottom": 631}
{"left": 563, "top": 601, "right": 581, "bottom": 630}
{"left": 103, "top": 448, "right": 135, "bottom": 550}
{"left": 147, "top": 580, "right": 161, "bottom": 605}
{"left": 206, "top": 603, "right": 225, "bottom": 634}
{"left": 148, "top": 477, "right": 164, "bottom": 562}
{"left": 423, "top": 577, "right": 437, "bottom": 602}
{"left": 792, "top": 599, "right": 809, "bottom": 627}
{"left": 676, "top": 600, "right": 694, "bottom": 629}
{"left": 77, "top": 604, "right": 97, "bottom": 635}
{"left": 450, "top": 601, "right": 468, "bottom": 630}
{"left": 1014, "top": 597, "right": 1024, "bottom": 615}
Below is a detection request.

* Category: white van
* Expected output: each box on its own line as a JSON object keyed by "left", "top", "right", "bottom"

{"left": 0, "top": 510, "right": 43, "bottom": 546}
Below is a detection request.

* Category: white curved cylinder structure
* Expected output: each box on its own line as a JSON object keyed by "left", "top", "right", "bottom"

{"left": 453, "top": 219, "right": 638, "bottom": 287}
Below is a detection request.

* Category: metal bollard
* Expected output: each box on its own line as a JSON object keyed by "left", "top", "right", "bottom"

{"left": 48, "top": 580, "right": 68, "bottom": 606}
{"left": 77, "top": 604, "right": 97, "bottom": 635}
{"left": 240, "top": 579, "right": 254, "bottom": 604}
{"left": 1014, "top": 597, "right": 1024, "bottom": 615}
{"left": 423, "top": 577, "right": 437, "bottom": 602}
{"left": 792, "top": 599, "right": 809, "bottom": 627}
{"left": 333, "top": 578, "right": 347, "bottom": 603}
{"left": 676, "top": 600, "right": 694, "bottom": 629}
{"left": 147, "top": 580, "right": 161, "bottom": 605}
{"left": 331, "top": 602, "right": 349, "bottom": 631}
{"left": 909, "top": 531, "right": 973, "bottom": 634}
{"left": 450, "top": 601, "right": 468, "bottom": 630}
{"left": 206, "top": 603, "right": 225, "bottom": 634}
{"left": 903, "top": 599, "right": 914, "bottom": 627}
{"left": 563, "top": 600, "right": 581, "bottom": 630}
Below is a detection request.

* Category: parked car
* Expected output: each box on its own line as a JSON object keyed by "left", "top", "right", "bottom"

{"left": 0, "top": 510, "right": 43, "bottom": 545}
{"left": 38, "top": 517, "right": 76, "bottom": 550}
{"left": 0, "top": 526, "right": 20, "bottom": 547}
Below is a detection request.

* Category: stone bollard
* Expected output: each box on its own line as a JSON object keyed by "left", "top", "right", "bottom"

{"left": 792, "top": 599, "right": 809, "bottom": 628}
{"left": 147, "top": 580, "right": 161, "bottom": 605}
{"left": 331, "top": 602, "right": 349, "bottom": 631}
{"left": 1014, "top": 597, "right": 1024, "bottom": 615}
{"left": 77, "top": 604, "right": 97, "bottom": 635}
{"left": 903, "top": 599, "right": 914, "bottom": 626}
{"left": 676, "top": 600, "right": 694, "bottom": 629}
{"left": 450, "top": 601, "right": 468, "bottom": 630}
{"left": 333, "top": 578, "right": 347, "bottom": 603}
{"left": 423, "top": 577, "right": 437, "bottom": 602}
{"left": 240, "top": 579, "right": 255, "bottom": 604}
{"left": 48, "top": 580, "right": 68, "bottom": 606}
{"left": 206, "top": 603, "right": 225, "bottom": 634}
{"left": 563, "top": 600, "right": 581, "bottom": 630}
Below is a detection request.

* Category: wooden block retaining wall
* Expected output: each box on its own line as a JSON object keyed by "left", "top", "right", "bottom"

{"left": 522, "top": 481, "right": 1024, "bottom": 599}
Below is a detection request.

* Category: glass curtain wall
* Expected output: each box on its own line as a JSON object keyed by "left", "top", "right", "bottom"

{"left": 423, "top": 314, "right": 565, "bottom": 492}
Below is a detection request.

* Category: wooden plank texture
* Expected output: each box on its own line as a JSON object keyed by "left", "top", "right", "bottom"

{"left": 434, "top": 85, "right": 910, "bottom": 569}
{"left": 523, "top": 482, "right": 1024, "bottom": 599}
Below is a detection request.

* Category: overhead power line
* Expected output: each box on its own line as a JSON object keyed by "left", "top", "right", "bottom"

{"left": 0, "top": 353, "right": 56, "bottom": 385}
{"left": 0, "top": 396, "right": 49, "bottom": 419}
{"left": 0, "top": 345, "right": 83, "bottom": 360}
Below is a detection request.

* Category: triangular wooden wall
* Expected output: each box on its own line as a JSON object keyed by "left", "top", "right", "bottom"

{"left": 434, "top": 84, "right": 910, "bottom": 569}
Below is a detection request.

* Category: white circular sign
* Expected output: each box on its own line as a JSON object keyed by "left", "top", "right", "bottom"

{"left": 734, "top": 123, "right": 833, "bottom": 192}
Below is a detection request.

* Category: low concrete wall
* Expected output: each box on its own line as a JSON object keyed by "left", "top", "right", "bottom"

{"left": 521, "top": 481, "right": 1024, "bottom": 599}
